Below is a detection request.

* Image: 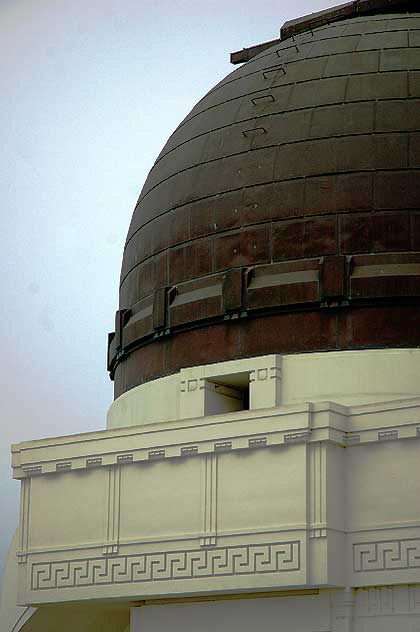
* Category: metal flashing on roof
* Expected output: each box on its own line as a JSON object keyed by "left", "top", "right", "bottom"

{"left": 230, "top": 0, "right": 415, "bottom": 64}
{"left": 230, "top": 38, "right": 281, "bottom": 65}
{"left": 281, "top": 0, "right": 414, "bottom": 39}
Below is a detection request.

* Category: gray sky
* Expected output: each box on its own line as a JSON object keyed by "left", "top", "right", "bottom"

{"left": 0, "top": 0, "right": 337, "bottom": 575}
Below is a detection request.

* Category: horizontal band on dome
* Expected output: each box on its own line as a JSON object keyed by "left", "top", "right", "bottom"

{"left": 109, "top": 252, "right": 420, "bottom": 381}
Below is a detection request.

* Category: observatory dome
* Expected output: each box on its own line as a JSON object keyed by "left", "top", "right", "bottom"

{"left": 109, "top": 5, "right": 420, "bottom": 398}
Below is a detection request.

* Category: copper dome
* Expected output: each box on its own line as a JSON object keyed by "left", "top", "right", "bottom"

{"left": 109, "top": 1, "right": 420, "bottom": 398}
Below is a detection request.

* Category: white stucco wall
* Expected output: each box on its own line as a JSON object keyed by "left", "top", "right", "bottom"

{"left": 130, "top": 587, "right": 420, "bottom": 632}
{"left": 107, "top": 349, "right": 420, "bottom": 429}
{"left": 3, "top": 348, "right": 420, "bottom": 631}
{"left": 0, "top": 530, "right": 35, "bottom": 632}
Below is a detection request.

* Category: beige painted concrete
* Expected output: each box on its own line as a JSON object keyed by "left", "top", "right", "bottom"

{"left": 2, "top": 348, "right": 420, "bottom": 630}
{"left": 0, "top": 530, "right": 36, "bottom": 632}
{"left": 130, "top": 587, "right": 420, "bottom": 632}
{"left": 7, "top": 387, "right": 420, "bottom": 606}
{"left": 20, "top": 604, "right": 129, "bottom": 632}
{"left": 0, "top": 533, "right": 130, "bottom": 632}
{"left": 107, "top": 349, "right": 420, "bottom": 429}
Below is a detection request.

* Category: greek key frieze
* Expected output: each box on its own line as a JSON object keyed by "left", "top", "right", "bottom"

{"left": 353, "top": 538, "right": 420, "bottom": 572}
{"left": 31, "top": 541, "right": 300, "bottom": 590}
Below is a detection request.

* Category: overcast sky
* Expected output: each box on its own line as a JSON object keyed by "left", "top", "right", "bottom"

{"left": 0, "top": 0, "right": 337, "bottom": 575}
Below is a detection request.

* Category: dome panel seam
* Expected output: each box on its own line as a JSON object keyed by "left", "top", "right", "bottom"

{"left": 120, "top": 167, "right": 420, "bottom": 289}
{"left": 154, "top": 56, "right": 419, "bottom": 170}
{"left": 131, "top": 124, "right": 414, "bottom": 235}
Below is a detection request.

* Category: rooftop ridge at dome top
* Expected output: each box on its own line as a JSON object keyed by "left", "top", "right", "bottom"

{"left": 230, "top": 0, "right": 415, "bottom": 64}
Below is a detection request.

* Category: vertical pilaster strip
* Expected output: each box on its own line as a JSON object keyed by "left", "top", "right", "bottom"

{"left": 103, "top": 464, "right": 121, "bottom": 555}
{"left": 201, "top": 453, "right": 217, "bottom": 546}
{"left": 331, "top": 589, "right": 356, "bottom": 632}
{"left": 210, "top": 452, "right": 217, "bottom": 539}
{"left": 17, "top": 478, "right": 30, "bottom": 563}
{"left": 249, "top": 356, "right": 282, "bottom": 409}
{"left": 309, "top": 442, "right": 326, "bottom": 538}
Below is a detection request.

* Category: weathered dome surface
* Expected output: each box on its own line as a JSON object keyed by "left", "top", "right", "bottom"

{"left": 109, "top": 7, "right": 420, "bottom": 398}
